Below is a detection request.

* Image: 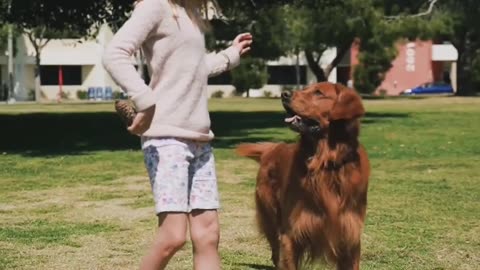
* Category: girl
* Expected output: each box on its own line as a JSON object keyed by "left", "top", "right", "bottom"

{"left": 102, "top": 0, "right": 252, "bottom": 269}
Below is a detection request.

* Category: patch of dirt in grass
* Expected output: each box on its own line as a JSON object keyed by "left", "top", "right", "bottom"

{"left": 435, "top": 247, "right": 480, "bottom": 270}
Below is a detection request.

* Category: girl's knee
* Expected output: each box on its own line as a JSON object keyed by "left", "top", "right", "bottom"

{"left": 191, "top": 221, "right": 220, "bottom": 250}
{"left": 156, "top": 226, "right": 187, "bottom": 255}
{"left": 155, "top": 232, "right": 186, "bottom": 258}
{"left": 169, "top": 233, "right": 187, "bottom": 251}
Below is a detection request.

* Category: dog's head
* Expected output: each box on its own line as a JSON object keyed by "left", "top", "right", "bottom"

{"left": 282, "top": 82, "right": 365, "bottom": 137}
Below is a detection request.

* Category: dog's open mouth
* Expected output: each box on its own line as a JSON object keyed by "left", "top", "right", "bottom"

{"left": 283, "top": 108, "right": 320, "bottom": 134}
{"left": 281, "top": 95, "right": 322, "bottom": 134}
{"left": 284, "top": 115, "right": 301, "bottom": 124}
{"left": 284, "top": 115, "right": 317, "bottom": 126}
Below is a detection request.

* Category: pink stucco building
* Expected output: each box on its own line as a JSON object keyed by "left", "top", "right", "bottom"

{"left": 338, "top": 40, "right": 458, "bottom": 95}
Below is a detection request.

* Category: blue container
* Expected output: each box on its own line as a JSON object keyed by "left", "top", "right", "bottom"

{"left": 104, "top": 87, "right": 113, "bottom": 100}
{"left": 95, "top": 87, "right": 104, "bottom": 100}
{"left": 87, "top": 87, "right": 96, "bottom": 100}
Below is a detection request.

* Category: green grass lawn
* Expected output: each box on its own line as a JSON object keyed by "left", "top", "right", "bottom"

{"left": 0, "top": 97, "right": 479, "bottom": 270}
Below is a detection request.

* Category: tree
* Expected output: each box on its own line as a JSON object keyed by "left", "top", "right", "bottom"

{"left": 231, "top": 57, "right": 269, "bottom": 97}
{"left": 0, "top": 25, "right": 9, "bottom": 52}
{"left": 208, "top": 1, "right": 290, "bottom": 61}
{"left": 433, "top": 0, "right": 480, "bottom": 95}
{"left": 23, "top": 27, "right": 70, "bottom": 101}
{"left": 0, "top": 0, "right": 134, "bottom": 101}
{"left": 217, "top": 0, "right": 448, "bottom": 94}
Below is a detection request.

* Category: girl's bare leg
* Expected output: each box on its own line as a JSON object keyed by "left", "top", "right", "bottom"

{"left": 140, "top": 213, "right": 188, "bottom": 270}
{"left": 189, "top": 210, "right": 221, "bottom": 270}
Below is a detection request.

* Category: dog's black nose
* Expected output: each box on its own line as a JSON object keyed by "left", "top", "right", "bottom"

{"left": 281, "top": 91, "right": 291, "bottom": 99}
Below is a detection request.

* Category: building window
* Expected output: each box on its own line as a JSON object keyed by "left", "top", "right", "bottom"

{"left": 207, "top": 66, "right": 308, "bottom": 86}
{"left": 267, "top": 65, "right": 307, "bottom": 85}
{"left": 208, "top": 72, "right": 232, "bottom": 85}
{"left": 40, "top": 65, "right": 82, "bottom": 86}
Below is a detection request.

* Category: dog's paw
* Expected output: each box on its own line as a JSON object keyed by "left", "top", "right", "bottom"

{"left": 114, "top": 100, "right": 137, "bottom": 127}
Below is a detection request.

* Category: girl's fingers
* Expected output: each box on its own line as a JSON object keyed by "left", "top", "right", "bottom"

{"left": 235, "top": 33, "right": 252, "bottom": 43}
{"left": 240, "top": 40, "right": 252, "bottom": 49}
{"left": 241, "top": 47, "right": 251, "bottom": 55}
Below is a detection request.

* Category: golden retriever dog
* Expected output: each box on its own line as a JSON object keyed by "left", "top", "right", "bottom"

{"left": 236, "top": 82, "right": 370, "bottom": 270}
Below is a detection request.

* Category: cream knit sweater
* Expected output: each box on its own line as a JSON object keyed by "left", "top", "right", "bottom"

{"left": 103, "top": 0, "right": 240, "bottom": 141}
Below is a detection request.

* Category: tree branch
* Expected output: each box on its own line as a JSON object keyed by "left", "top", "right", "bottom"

{"left": 385, "top": 0, "right": 439, "bottom": 20}
{"left": 39, "top": 38, "right": 51, "bottom": 50}
{"left": 323, "top": 41, "right": 352, "bottom": 78}
{"left": 305, "top": 49, "right": 327, "bottom": 82}
{"left": 26, "top": 31, "right": 38, "bottom": 52}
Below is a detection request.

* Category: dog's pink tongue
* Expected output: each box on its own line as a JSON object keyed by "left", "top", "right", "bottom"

{"left": 285, "top": 115, "right": 300, "bottom": 123}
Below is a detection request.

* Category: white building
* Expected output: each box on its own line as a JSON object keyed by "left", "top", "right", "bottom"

{"left": 0, "top": 24, "right": 337, "bottom": 101}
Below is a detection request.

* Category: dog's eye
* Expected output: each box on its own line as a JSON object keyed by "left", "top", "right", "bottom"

{"left": 314, "top": 90, "right": 324, "bottom": 96}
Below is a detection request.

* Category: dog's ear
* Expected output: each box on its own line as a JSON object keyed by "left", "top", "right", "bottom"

{"left": 329, "top": 83, "right": 365, "bottom": 121}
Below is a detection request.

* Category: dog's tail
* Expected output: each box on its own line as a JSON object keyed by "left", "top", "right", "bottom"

{"left": 235, "top": 143, "right": 277, "bottom": 163}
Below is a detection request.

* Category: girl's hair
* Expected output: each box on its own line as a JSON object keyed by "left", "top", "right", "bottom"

{"left": 134, "top": 0, "right": 221, "bottom": 32}
{"left": 182, "top": 0, "right": 221, "bottom": 32}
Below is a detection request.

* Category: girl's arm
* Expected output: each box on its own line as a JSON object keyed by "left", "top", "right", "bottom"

{"left": 206, "top": 47, "right": 241, "bottom": 77}
{"left": 103, "top": 0, "right": 164, "bottom": 111}
{"left": 206, "top": 33, "right": 253, "bottom": 77}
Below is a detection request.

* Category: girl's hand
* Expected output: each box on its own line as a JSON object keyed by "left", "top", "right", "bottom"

{"left": 232, "top": 33, "right": 253, "bottom": 56}
{"left": 128, "top": 105, "right": 155, "bottom": 136}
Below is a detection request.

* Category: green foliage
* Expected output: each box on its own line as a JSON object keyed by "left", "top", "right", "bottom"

{"left": 112, "top": 91, "right": 126, "bottom": 100}
{"left": 0, "top": 24, "right": 8, "bottom": 52}
{"left": 231, "top": 57, "right": 269, "bottom": 97}
{"left": 0, "top": 0, "right": 134, "bottom": 37}
{"left": 211, "top": 90, "right": 224, "bottom": 99}
{"left": 208, "top": 4, "right": 289, "bottom": 61}
{"left": 219, "top": 0, "right": 467, "bottom": 94}
{"left": 76, "top": 90, "right": 88, "bottom": 100}
{"left": 353, "top": 13, "right": 399, "bottom": 94}
{"left": 263, "top": 90, "right": 273, "bottom": 98}
{"left": 433, "top": 0, "right": 480, "bottom": 95}
{"left": 0, "top": 24, "right": 20, "bottom": 56}
{"left": 471, "top": 52, "right": 480, "bottom": 92}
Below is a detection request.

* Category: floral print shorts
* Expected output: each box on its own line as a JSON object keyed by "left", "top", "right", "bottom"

{"left": 141, "top": 137, "right": 219, "bottom": 214}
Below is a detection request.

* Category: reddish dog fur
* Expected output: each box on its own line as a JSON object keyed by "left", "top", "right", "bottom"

{"left": 236, "top": 82, "right": 370, "bottom": 270}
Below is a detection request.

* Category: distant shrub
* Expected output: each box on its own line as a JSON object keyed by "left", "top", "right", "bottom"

{"left": 211, "top": 90, "right": 224, "bottom": 98}
{"left": 76, "top": 90, "right": 88, "bottom": 100}
{"left": 113, "top": 91, "right": 126, "bottom": 100}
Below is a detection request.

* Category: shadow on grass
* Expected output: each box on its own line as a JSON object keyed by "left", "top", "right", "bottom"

{"left": 0, "top": 111, "right": 408, "bottom": 156}
{"left": 236, "top": 263, "right": 275, "bottom": 270}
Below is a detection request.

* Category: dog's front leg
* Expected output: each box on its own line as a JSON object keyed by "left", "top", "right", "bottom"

{"left": 336, "top": 244, "right": 360, "bottom": 270}
{"left": 278, "top": 234, "right": 299, "bottom": 270}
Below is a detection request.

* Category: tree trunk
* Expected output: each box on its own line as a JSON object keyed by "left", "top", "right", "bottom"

{"left": 305, "top": 49, "right": 327, "bottom": 82}
{"left": 456, "top": 39, "right": 474, "bottom": 96}
{"left": 7, "top": 25, "right": 14, "bottom": 102}
{"left": 305, "top": 43, "right": 352, "bottom": 83}
{"left": 246, "top": 89, "right": 250, "bottom": 98}
{"left": 26, "top": 28, "right": 50, "bottom": 102}
{"left": 34, "top": 53, "right": 42, "bottom": 102}
{"left": 295, "top": 47, "right": 301, "bottom": 89}
{"left": 456, "top": 50, "right": 475, "bottom": 96}
{"left": 323, "top": 42, "right": 352, "bottom": 81}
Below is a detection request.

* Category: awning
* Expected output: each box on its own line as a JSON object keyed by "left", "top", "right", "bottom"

{"left": 432, "top": 44, "right": 458, "bottom": 61}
